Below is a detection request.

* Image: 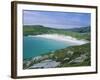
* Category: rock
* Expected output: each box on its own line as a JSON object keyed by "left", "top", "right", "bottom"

{"left": 32, "top": 56, "right": 42, "bottom": 61}
{"left": 68, "top": 54, "right": 87, "bottom": 63}
{"left": 64, "top": 57, "right": 69, "bottom": 61}
{"left": 67, "top": 50, "right": 74, "bottom": 55}
{"left": 25, "top": 61, "right": 31, "bottom": 67}
{"left": 29, "top": 59, "right": 60, "bottom": 69}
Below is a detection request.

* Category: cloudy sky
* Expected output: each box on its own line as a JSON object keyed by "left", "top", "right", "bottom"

{"left": 23, "top": 10, "right": 91, "bottom": 29}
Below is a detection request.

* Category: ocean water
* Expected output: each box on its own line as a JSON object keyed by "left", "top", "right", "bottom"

{"left": 23, "top": 36, "right": 73, "bottom": 59}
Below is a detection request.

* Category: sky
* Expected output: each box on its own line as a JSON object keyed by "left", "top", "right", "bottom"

{"left": 23, "top": 10, "right": 91, "bottom": 29}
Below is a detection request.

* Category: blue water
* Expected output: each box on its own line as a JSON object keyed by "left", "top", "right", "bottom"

{"left": 23, "top": 36, "right": 73, "bottom": 59}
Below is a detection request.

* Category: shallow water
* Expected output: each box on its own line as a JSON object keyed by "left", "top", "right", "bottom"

{"left": 23, "top": 36, "right": 74, "bottom": 59}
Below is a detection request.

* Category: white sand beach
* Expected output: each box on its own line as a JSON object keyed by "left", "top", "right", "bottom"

{"left": 28, "top": 34, "right": 89, "bottom": 45}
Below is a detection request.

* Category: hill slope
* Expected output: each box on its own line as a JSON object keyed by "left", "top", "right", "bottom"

{"left": 23, "top": 25, "right": 90, "bottom": 40}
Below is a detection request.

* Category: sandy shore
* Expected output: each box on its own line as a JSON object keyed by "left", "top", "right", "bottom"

{"left": 28, "top": 34, "right": 89, "bottom": 45}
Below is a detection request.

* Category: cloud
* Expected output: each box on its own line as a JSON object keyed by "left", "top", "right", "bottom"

{"left": 23, "top": 10, "right": 91, "bottom": 29}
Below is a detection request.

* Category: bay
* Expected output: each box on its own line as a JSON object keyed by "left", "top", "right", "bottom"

{"left": 23, "top": 36, "right": 73, "bottom": 59}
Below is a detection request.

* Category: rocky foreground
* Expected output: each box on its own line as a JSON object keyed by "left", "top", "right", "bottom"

{"left": 23, "top": 43, "right": 90, "bottom": 69}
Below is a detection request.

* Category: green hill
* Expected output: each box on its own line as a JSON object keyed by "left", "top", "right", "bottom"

{"left": 23, "top": 25, "right": 90, "bottom": 40}
{"left": 67, "top": 26, "right": 90, "bottom": 33}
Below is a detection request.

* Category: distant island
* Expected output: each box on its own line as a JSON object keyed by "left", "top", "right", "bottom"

{"left": 23, "top": 25, "right": 91, "bottom": 69}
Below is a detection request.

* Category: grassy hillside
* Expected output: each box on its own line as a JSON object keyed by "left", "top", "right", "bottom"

{"left": 67, "top": 26, "right": 90, "bottom": 33}
{"left": 23, "top": 25, "right": 90, "bottom": 40}
{"left": 51, "top": 43, "right": 90, "bottom": 67}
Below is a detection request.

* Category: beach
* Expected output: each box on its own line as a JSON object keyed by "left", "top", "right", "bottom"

{"left": 28, "top": 34, "right": 89, "bottom": 45}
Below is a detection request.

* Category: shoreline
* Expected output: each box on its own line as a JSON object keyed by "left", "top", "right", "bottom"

{"left": 28, "top": 34, "right": 89, "bottom": 45}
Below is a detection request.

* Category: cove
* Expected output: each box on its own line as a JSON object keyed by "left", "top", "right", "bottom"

{"left": 23, "top": 36, "right": 74, "bottom": 59}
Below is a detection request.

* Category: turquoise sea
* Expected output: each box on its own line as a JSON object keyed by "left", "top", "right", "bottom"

{"left": 23, "top": 36, "right": 73, "bottom": 59}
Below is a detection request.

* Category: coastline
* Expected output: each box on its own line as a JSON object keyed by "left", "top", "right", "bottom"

{"left": 23, "top": 43, "right": 90, "bottom": 69}
{"left": 28, "top": 34, "right": 89, "bottom": 45}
